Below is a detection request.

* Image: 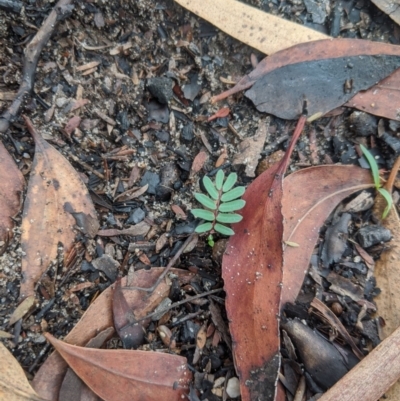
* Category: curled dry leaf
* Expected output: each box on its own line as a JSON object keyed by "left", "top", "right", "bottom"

{"left": 174, "top": 0, "right": 327, "bottom": 56}
{"left": 20, "top": 116, "right": 99, "bottom": 300}
{"left": 45, "top": 333, "right": 192, "bottom": 401}
{"left": 0, "top": 342, "right": 47, "bottom": 401}
{"left": 282, "top": 165, "right": 373, "bottom": 306}
{"left": 0, "top": 141, "right": 24, "bottom": 246}
{"left": 32, "top": 268, "right": 195, "bottom": 400}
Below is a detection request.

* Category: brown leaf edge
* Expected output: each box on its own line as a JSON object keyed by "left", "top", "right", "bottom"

{"left": 222, "top": 116, "right": 306, "bottom": 401}
{"left": 0, "top": 141, "right": 24, "bottom": 248}
{"left": 281, "top": 165, "right": 374, "bottom": 306}
{"left": 211, "top": 38, "right": 400, "bottom": 105}
{"left": 32, "top": 268, "right": 195, "bottom": 400}
{"left": 44, "top": 333, "right": 192, "bottom": 401}
{"left": 20, "top": 116, "right": 99, "bottom": 299}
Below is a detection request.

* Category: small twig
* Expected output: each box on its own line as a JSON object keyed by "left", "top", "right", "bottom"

{"left": 124, "top": 233, "right": 196, "bottom": 293}
{"left": 385, "top": 155, "right": 400, "bottom": 193}
{"left": 121, "top": 288, "right": 223, "bottom": 330}
{"left": 65, "top": 151, "right": 105, "bottom": 180}
{"left": 0, "top": 0, "right": 74, "bottom": 133}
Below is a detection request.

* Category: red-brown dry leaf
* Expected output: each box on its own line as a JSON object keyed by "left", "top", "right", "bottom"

{"left": 281, "top": 165, "right": 373, "bottom": 306}
{"left": 32, "top": 268, "right": 195, "bottom": 400}
{"left": 190, "top": 150, "right": 208, "bottom": 176}
{"left": 45, "top": 333, "right": 192, "bottom": 401}
{"left": 212, "top": 38, "right": 400, "bottom": 119}
{"left": 222, "top": 117, "right": 305, "bottom": 401}
{"left": 0, "top": 141, "right": 24, "bottom": 245}
{"left": 63, "top": 116, "right": 81, "bottom": 137}
{"left": 20, "top": 117, "right": 99, "bottom": 300}
{"left": 345, "top": 70, "right": 400, "bottom": 120}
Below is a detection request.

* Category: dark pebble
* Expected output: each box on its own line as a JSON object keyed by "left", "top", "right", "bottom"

{"left": 81, "top": 260, "right": 96, "bottom": 272}
{"left": 181, "top": 320, "right": 200, "bottom": 342}
{"left": 357, "top": 225, "right": 391, "bottom": 248}
{"left": 127, "top": 208, "right": 146, "bottom": 224}
{"left": 92, "top": 254, "right": 120, "bottom": 282}
{"left": 181, "top": 123, "right": 194, "bottom": 143}
{"left": 147, "top": 77, "right": 173, "bottom": 104}
{"left": 381, "top": 132, "right": 400, "bottom": 154}
{"left": 173, "top": 221, "right": 197, "bottom": 235}
{"left": 155, "top": 130, "right": 170, "bottom": 143}
{"left": 155, "top": 185, "right": 172, "bottom": 201}
{"left": 348, "top": 111, "right": 377, "bottom": 136}
{"left": 116, "top": 110, "right": 130, "bottom": 132}
{"left": 140, "top": 171, "right": 160, "bottom": 195}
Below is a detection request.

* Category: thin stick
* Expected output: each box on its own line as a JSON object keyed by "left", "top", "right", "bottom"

{"left": 385, "top": 155, "right": 400, "bottom": 193}
{"left": 121, "top": 288, "right": 223, "bottom": 330}
{"left": 124, "top": 233, "right": 196, "bottom": 293}
{"left": 0, "top": 0, "right": 74, "bottom": 133}
{"left": 319, "top": 325, "right": 400, "bottom": 401}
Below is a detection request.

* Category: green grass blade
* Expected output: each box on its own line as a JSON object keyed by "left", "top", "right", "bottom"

{"left": 221, "top": 186, "right": 246, "bottom": 202}
{"left": 378, "top": 188, "right": 393, "bottom": 219}
{"left": 214, "top": 223, "right": 235, "bottom": 236}
{"left": 360, "top": 144, "right": 380, "bottom": 189}
{"left": 191, "top": 209, "right": 215, "bottom": 221}
{"left": 194, "top": 193, "right": 217, "bottom": 210}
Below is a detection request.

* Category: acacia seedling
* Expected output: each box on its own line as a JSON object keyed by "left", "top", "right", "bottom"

{"left": 360, "top": 144, "right": 393, "bottom": 218}
{"left": 192, "top": 170, "right": 246, "bottom": 238}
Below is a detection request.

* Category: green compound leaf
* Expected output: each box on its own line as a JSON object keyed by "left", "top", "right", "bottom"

{"left": 194, "top": 193, "right": 217, "bottom": 210}
{"left": 222, "top": 172, "right": 238, "bottom": 192}
{"left": 219, "top": 199, "right": 246, "bottom": 212}
{"left": 196, "top": 222, "right": 213, "bottom": 233}
{"left": 203, "top": 176, "right": 219, "bottom": 200}
{"left": 216, "top": 213, "right": 243, "bottom": 223}
{"left": 378, "top": 188, "right": 393, "bottom": 219}
{"left": 214, "top": 223, "right": 235, "bottom": 236}
{"left": 215, "top": 170, "right": 225, "bottom": 190}
{"left": 221, "top": 186, "right": 246, "bottom": 202}
{"left": 191, "top": 209, "right": 215, "bottom": 221}
{"left": 360, "top": 144, "right": 380, "bottom": 189}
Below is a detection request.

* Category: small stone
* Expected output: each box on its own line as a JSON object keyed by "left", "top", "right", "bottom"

{"left": 348, "top": 111, "right": 377, "bottom": 136}
{"left": 226, "top": 377, "right": 240, "bottom": 398}
{"left": 140, "top": 171, "right": 160, "bottom": 195}
{"left": 92, "top": 254, "right": 120, "bottom": 282}
{"left": 357, "top": 225, "right": 391, "bottom": 248}
{"left": 127, "top": 208, "right": 145, "bottom": 224}
{"left": 147, "top": 77, "right": 173, "bottom": 104}
{"left": 180, "top": 123, "right": 194, "bottom": 144}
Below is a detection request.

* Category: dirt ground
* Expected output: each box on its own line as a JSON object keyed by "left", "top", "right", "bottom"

{"left": 0, "top": 0, "right": 399, "bottom": 400}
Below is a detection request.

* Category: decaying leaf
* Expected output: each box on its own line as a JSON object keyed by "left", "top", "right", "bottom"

{"left": 174, "top": 0, "right": 327, "bottom": 56}
{"left": 371, "top": 157, "right": 400, "bottom": 400}
{"left": 281, "top": 165, "right": 373, "bottom": 306}
{"left": 345, "top": 70, "right": 400, "bottom": 121}
{"left": 20, "top": 117, "right": 99, "bottom": 300}
{"left": 32, "top": 269, "right": 195, "bottom": 400}
{"left": 0, "top": 141, "right": 24, "bottom": 247}
{"left": 213, "top": 39, "right": 400, "bottom": 120}
{"left": 222, "top": 116, "right": 306, "bottom": 401}
{"left": 232, "top": 118, "right": 268, "bottom": 177}
{"left": 0, "top": 342, "right": 46, "bottom": 401}
{"left": 45, "top": 333, "right": 192, "bottom": 401}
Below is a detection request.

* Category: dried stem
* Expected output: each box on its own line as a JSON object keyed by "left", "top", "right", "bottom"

{"left": 0, "top": 0, "right": 74, "bottom": 133}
